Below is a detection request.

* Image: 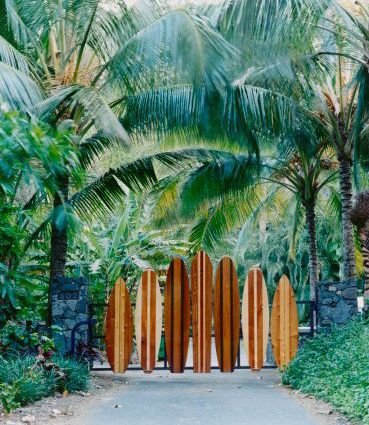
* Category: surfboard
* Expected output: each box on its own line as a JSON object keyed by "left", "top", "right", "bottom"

{"left": 271, "top": 275, "right": 299, "bottom": 368}
{"left": 242, "top": 267, "right": 269, "bottom": 370}
{"left": 105, "top": 277, "right": 133, "bottom": 373}
{"left": 135, "top": 269, "right": 162, "bottom": 373}
{"left": 164, "top": 258, "right": 190, "bottom": 373}
{"left": 214, "top": 257, "right": 240, "bottom": 372}
{"left": 191, "top": 251, "right": 213, "bottom": 373}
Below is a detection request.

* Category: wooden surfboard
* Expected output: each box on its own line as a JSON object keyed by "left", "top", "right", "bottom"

{"left": 271, "top": 275, "right": 299, "bottom": 368}
{"left": 191, "top": 251, "right": 213, "bottom": 373}
{"left": 135, "top": 269, "right": 162, "bottom": 373}
{"left": 242, "top": 267, "right": 269, "bottom": 370}
{"left": 105, "top": 278, "right": 133, "bottom": 373}
{"left": 214, "top": 257, "right": 240, "bottom": 372}
{"left": 164, "top": 258, "right": 190, "bottom": 373}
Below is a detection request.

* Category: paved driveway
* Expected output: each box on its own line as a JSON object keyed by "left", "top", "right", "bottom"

{"left": 72, "top": 370, "right": 331, "bottom": 425}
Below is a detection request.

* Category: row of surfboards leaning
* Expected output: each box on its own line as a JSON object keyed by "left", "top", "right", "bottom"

{"left": 104, "top": 251, "right": 299, "bottom": 374}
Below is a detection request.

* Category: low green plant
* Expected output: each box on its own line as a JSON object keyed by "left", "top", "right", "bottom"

{"left": 0, "top": 355, "right": 89, "bottom": 413}
{"left": 0, "top": 383, "right": 20, "bottom": 414}
{"left": 52, "top": 356, "right": 89, "bottom": 393}
{"left": 282, "top": 319, "right": 369, "bottom": 424}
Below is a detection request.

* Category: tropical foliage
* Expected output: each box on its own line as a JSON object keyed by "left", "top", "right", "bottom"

{"left": 0, "top": 0, "right": 368, "bottom": 320}
{"left": 283, "top": 319, "right": 369, "bottom": 424}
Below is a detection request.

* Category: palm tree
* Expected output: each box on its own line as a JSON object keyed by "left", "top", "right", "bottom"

{"left": 149, "top": 128, "right": 338, "bottom": 301}
{"left": 265, "top": 134, "right": 338, "bottom": 300}
{"left": 0, "top": 0, "right": 235, "bottom": 320}
{"left": 351, "top": 191, "right": 369, "bottom": 303}
{"left": 222, "top": 1, "right": 369, "bottom": 282}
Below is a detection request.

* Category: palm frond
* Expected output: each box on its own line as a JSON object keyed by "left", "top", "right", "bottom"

{"left": 107, "top": 10, "right": 237, "bottom": 93}
{"left": 79, "top": 131, "right": 128, "bottom": 169}
{"left": 35, "top": 84, "right": 129, "bottom": 142}
{"left": 180, "top": 153, "right": 261, "bottom": 214}
{"left": 188, "top": 191, "right": 260, "bottom": 252}
{"left": 0, "top": 34, "right": 30, "bottom": 74}
{"left": 0, "top": 61, "right": 43, "bottom": 110}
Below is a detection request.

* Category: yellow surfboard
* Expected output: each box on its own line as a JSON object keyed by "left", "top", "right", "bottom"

{"left": 271, "top": 275, "right": 299, "bottom": 368}
{"left": 242, "top": 267, "right": 269, "bottom": 370}
{"left": 135, "top": 269, "right": 162, "bottom": 373}
{"left": 105, "top": 278, "right": 133, "bottom": 373}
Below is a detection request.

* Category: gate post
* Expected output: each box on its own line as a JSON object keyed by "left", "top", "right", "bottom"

{"left": 316, "top": 280, "right": 358, "bottom": 330}
{"left": 51, "top": 276, "right": 89, "bottom": 353}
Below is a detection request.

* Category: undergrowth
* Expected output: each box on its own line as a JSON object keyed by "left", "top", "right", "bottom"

{"left": 0, "top": 355, "right": 89, "bottom": 413}
{"left": 282, "top": 319, "right": 369, "bottom": 424}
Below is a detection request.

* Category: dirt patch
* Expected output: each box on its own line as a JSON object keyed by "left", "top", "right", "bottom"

{"left": 0, "top": 372, "right": 124, "bottom": 425}
{"left": 284, "top": 386, "right": 354, "bottom": 425}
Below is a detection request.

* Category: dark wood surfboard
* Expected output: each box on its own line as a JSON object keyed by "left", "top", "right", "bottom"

{"left": 271, "top": 275, "right": 299, "bottom": 368}
{"left": 242, "top": 267, "right": 269, "bottom": 370}
{"left": 135, "top": 269, "right": 162, "bottom": 373}
{"left": 214, "top": 257, "right": 240, "bottom": 372}
{"left": 164, "top": 258, "right": 190, "bottom": 373}
{"left": 191, "top": 251, "right": 213, "bottom": 373}
{"left": 105, "top": 277, "right": 133, "bottom": 373}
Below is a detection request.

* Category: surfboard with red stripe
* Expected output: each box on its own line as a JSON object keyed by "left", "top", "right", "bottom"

{"left": 105, "top": 278, "right": 133, "bottom": 373}
{"left": 242, "top": 267, "right": 269, "bottom": 370}
{"left": 271, "top": 275, "right": 299, "bottom": 368}
{"left": 164, "top": 258, "right": 190, "bottom": 373}
{"left": 191, "top": 251, "right": 213, "bottom": 373}
{"left": 135, "top": 269, "right": 162, "bottom": 373}
{"left": 214, "top": 257, "right": 240, "bottom": 373}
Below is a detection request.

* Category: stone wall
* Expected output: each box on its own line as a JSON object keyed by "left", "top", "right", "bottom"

{"left": 317, "top": 280, "right": 358, "bottom": 329}
{"left": 51, "top": 276, "right": 89, "bottom": 354}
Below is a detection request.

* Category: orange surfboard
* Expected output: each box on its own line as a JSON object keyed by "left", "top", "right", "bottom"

{"left": 242, "top": 267, "right": 269, "bottom": 370}
{"left": 271, "top": 275, "right": 299, "bottom": 368}
{"left": 214, "top": 257, "right": 240, "bottom": 372}
{"left": 164, "top": 258, "right": 190, "bottom": 373}
{"left": 105, "top": 278, "right": 133, "bottom": 373}
{"left": 135, "top": 269, "right": 162, "bottom": 373}
{"left": 191, "top": 251, "right": 213, "bottom": 373}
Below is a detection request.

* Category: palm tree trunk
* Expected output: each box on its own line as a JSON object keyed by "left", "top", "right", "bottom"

{"left": 305, "top": 202, "right": 318, "bottom": 302}
{"left": 338, "top": 156, "right": 356, "bottom": 280}
{"left": 47, "top": 174, "right": 69, "bottom": 325}
{"left": 358, "top": 223, "right": 369, "bottom": 302}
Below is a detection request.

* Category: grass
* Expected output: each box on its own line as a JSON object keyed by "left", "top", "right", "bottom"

{"left": 0, "top": 355, "right": 89, "bottom": 413}
{"left": 282, "top": 319, "right": 369, "bottom": 424}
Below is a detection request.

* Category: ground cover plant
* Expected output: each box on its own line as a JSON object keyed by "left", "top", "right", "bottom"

{"left": 0, "top": 354, "right": 89, "bottom": 413}
{"left": 282, "top": 319, "right": 369, "bottom": 424}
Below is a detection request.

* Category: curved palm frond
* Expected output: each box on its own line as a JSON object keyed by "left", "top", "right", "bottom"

{"left": 35, "top": 84, "right": 129, "bottom": 142}
{"left": 180, "top": 153, "right": 261, "bottom": 214}
{"left": 188, "top": 189, "right": 261, "bottom": 252}
{"left": 0, "top": 61, "right": 43, "bottom": 110}
{"left": 69, "top": 148, "right": 225, "bottom": 220}
{"left": 106, "top": 9, "right": 238, "bottom": 93}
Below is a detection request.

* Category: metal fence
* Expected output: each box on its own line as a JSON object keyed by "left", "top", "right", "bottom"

{"left": 73, "top": 299, "right": 316, "bottom": 371}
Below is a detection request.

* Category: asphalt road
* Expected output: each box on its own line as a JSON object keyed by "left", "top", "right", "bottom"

{"left": 72, "top": 370, "right": 329, "bottom": 425}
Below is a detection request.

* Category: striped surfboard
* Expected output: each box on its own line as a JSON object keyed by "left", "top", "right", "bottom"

{"left": 191, "top": 251, "right": 213, "bottom": 373}
{"left": 242, "top": 267, "right": 269, "bottom": 370}
{"left": 214, "top": 257, "right": 240, "bottom": 372}
{"left": 105, "top": 278, "right": 133, "bottom": 373}
{"left": 164, "top": 258, "right": 190, "bottom": 373}
{"left": 271, "top": 275, "right": 299, "bottom": 368}
{"left": 135, "top": 269, "right": 162, "bottom": 373}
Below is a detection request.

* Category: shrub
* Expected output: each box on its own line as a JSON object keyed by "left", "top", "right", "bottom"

{"left": 0, "top": 355, "right": 89, "bottom": 413}
{"left": 52, "top": 356, "right": 89, "bottom": 393}
{"left": 0, "top": 321, "right": 55, "bottom": 356}
{"left": 282, "top": 319, "right": 369, "bottom": 424}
